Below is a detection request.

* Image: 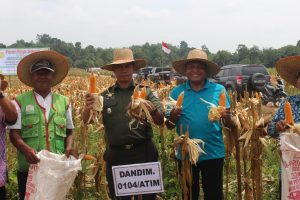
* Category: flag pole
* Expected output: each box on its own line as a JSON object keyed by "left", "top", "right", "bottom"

{"left": 161, "top": 42, "right": 163, "bottom": 68}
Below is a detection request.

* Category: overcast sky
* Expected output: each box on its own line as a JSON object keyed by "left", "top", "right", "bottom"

{"left": 1, "top": 0, "right": 299, "bottom": 53}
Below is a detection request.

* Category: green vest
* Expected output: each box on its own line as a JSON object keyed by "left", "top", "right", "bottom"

{"left": 15, "top": 91, "right": 69, "bottom": 172}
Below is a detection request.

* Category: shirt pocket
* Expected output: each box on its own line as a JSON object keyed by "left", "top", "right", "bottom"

{"left": 21, "top": 115, "right": 40, "bottom": 150}
{"left": 21, "top": 115, "right": 39, "bottom": 139}
{"left": 53, "top": 115, "right": 67, "bottom": 138}
{"left": 103, "top": 96, "right": 118, "bottom": 120}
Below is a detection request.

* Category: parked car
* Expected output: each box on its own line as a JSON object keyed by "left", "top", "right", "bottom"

{"left": 136, "top": 66, "right": 153, "bottom": 79}
{"left": 147, "top": 67, "right": 171, "bottom": 82}
{"left": 211, "top": 64, "right": 271, "bottom": 96}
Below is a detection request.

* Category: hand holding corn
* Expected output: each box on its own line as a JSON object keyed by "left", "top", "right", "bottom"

{"left": 84, "top": 93, "right": 97, "bottom": 111}
{"left": 0, "top": 74, "right": 8, "bottom": 91}
{"left": 169, "top": 107, "right": 182, "bottom": 124}
{"left": 220, "top": 108, "right": 235, "bottom": 127}
{"left": 275, "top": 120, "right": 287, "bottom": 132}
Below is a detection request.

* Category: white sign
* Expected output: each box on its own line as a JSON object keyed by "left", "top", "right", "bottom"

{"left": 112, "top": 162, "right": 164, "bottom": 196}
{"left": 0, "top": 48, "right": 49, "bottom": 75}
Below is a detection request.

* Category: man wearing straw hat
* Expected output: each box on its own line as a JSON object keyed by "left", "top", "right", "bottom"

{"left": 82, "top": 48, "right": 164, "bottom": 200}
{"left": 8, "top": 50, "right": 77, "bottom": 200}
{"left": 268, "top": 56, "right": 300, "bottom": 199}
{"left": 0, "top": 74, "right": 18, "bottom": 199}
{"left": 166, "top": 49, "right": 234, "bottom": 200}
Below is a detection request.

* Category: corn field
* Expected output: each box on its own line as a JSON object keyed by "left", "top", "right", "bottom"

{"left": 4, "top": 72, "right": 284, "bottom": 200}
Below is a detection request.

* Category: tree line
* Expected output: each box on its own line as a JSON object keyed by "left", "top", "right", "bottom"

{"left": 1, "top": 34, "right": 300, "bottom": 69}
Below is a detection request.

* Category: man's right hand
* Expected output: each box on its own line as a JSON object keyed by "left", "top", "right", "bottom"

{"left": 0, "top": 74, "right": 8, "bottom": 91}
{"left": 169, "top": 107, "right": 182, "bottom": 124}
{"left": 275, "top": 120, "right": 287, "bottom": 133}
{"left": 24, "top": 148, "right": 40, "bottom": 164}
{"left": 85, "top": 93, "right": 96, "bottom": 110}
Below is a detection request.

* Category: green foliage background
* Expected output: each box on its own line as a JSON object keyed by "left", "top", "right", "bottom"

{"left": 1, "top": 34, "right": 300, "bottom": 69}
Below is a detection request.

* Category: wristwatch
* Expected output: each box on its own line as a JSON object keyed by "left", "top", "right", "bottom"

{"left": 0, "top": 91, "right": 5, "bottom": 99}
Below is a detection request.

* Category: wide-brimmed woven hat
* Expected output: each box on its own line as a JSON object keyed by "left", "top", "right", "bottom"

{"left": 102, "top": 48, "right": 146, "bottom": 71}
{"left": 17, "top": 50, "right": 69, "bottom": 87}
{"left": 275, "top": 56, "right": 300, "bottom": 87}
{"left": 173, "top": 49, "right": 220, "bottom": 77}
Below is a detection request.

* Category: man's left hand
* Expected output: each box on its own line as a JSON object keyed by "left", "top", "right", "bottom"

{"left": 65, "top": 147, "right": 79, "bottom": 159}
{"left": 144, "top": 100, "right": 156, "bottom": 114}
{"left": 221, "top": 108, "right": 235, "bottom": 127}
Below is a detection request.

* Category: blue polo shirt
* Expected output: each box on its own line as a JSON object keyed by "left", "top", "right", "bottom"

{"left": 167, "top": 79, "right": 230, "bottom": 163}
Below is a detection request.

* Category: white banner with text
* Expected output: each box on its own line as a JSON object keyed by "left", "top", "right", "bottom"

{"left": 0, "top": 48, "right": 49, "bottom": 75}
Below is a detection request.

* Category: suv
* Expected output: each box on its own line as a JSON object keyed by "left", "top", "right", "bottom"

{"left": 148, "top": 67, "right": 171, "bottom": 82}
{"left": 137, "top": 67, "right": 153, "bottom": 79}
{"left": 211, "top": 64, "right": 271, "bottom": 96}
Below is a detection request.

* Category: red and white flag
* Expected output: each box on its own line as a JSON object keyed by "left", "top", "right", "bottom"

{"left": 162, "top": 41, "right": 171, "bottom": 54}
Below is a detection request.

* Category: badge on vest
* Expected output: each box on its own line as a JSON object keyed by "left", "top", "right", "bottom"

{"left": 25, "top": 105, "right": 35, "bottom": 114}
{"left": 107, "top": 108, "right": 112, "bottom": 114}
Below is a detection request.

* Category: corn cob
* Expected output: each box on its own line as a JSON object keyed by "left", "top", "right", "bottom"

{"left": 284, "top": 100, "right": 294, "bottom": 125}
{"left": 132, "top": 85, "right": 139, "bottom": 99}
{"left": 139, "top": 87, "right": 147, "bottom": 99}
{"left": 89, "top": 73, "right": 97, "bottom": 93}
{"left": 219, "top": 90, "right": 226, "bottom": 107}
{"left": 176, "top": 91, "right": 184, "bottom": 108}
{"left": 84, "top": 154, "right": 96, "bottom": 161}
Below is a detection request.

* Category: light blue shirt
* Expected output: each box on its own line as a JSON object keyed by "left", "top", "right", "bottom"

{"left": 167, "top": 80, "right": 230, "bottom": 162}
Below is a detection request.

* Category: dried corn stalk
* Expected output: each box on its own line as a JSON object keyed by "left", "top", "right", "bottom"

{"left": 128, "top": 85, "right": 154, "bottom": 130}
{"left": 86, "top": 74, "right": 104, "bottom": 128}
{"left": 199, "top": 89, "right": 227, "bottom": 121}
{"left": 87, "top": 94, "right": 103, "bottom": 127}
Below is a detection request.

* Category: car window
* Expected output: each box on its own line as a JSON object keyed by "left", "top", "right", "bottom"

{"left": 242, "top": 66, "right": 268, "bottom": 75}
{"left": 223, "top": 69, "right": 229, "bottom": 77}
{"left": 232, "top": 67, "right": 241, "bottom": 76}
{"left": 217, "top": 69, "right": 224, "bottom": 77}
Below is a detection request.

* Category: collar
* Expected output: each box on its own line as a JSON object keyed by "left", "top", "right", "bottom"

{"left": 185, "top": 79, "right": 210, "bottom": 91}
{"left": 33, "top": 90, "right": 52, "bottom": 99}
{"left": 112, "top": 80, "right": 136, "bottom": 91}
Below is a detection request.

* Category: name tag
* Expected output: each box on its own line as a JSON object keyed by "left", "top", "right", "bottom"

{"left": 112, "top": 162, "right": 164, "bottom": 196}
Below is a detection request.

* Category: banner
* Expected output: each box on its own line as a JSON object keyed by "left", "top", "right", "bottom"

{"left": 0, "top": 48, "right": 49, "bottom": 75}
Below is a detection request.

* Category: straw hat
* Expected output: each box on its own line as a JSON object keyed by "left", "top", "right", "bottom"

{"left": 102, "top": 48, "right": 146, "bottom": 71}
{"left": 275, "top": 56, "right": 300, "bottom": 87}
{"left": 17, "top": 50, "right": 69, "bottom": 87}
{"left": 173, "top": 49, "right": 220, "bottom": 77}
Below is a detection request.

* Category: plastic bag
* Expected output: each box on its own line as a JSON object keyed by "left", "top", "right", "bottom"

{"left": 280, "top": 133, "right": 300, "bottom": 200}
{"left": 25, "top": 150, "right": 82, "bottom": 200}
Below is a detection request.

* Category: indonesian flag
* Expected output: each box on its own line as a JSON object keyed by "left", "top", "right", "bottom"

{"left": 162, "top": 41, "right": 171, "bottom": 54}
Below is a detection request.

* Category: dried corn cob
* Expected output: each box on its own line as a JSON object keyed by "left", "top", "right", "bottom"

{"left": 139, "top": 87, "right": 147, "bottom": 99}
{"left": 284, "top": 100, "right": 294, "bottom": 125}
{"left": 84, "top": 154, "right": 97, "bottom": 161}
{"left": 89, "top": 73, "right": 97, "bottom": 93}
{"left": 219, "top": 90, "right": 226, "bottom": 107}
{"left": 176, "top": 91, "right": 184, "bottom": 107}
{"left": 132, "top": 85, "right": 139, "bottom": 99}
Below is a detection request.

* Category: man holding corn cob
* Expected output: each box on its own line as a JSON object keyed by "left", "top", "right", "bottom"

{"left": 8, "top": 50, "right": 77, "bottom": 200}
{"left": 166, "top": 49, "right": 234, "bottom": 200}
{"left": 268, "top": 56, "right": 300, "bottom": 199}
{"left": 0, "top": 74, "right": 18, "bottom": 199}
{"left": 82, "top": 48, "right": 164, "bottom": 200}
